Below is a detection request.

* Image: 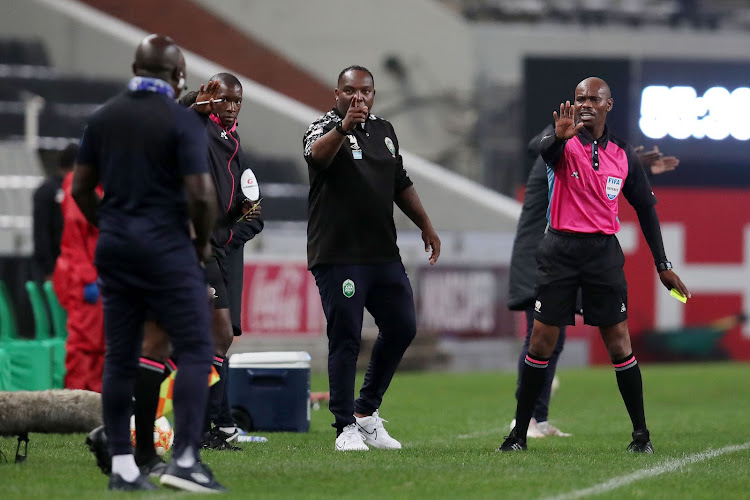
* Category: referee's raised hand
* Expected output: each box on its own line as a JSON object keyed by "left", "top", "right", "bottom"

{"left": 553, "top": 100, "right": 583, "bottom": 140}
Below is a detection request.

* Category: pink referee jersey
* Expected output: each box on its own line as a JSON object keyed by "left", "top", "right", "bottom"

{"left": 540, "top": 128, "right": 656, "bottom": 234}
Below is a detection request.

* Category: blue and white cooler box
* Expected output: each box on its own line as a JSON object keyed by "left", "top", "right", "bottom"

{"left": 228, "top": 351, "right": 311, "bottom": 433}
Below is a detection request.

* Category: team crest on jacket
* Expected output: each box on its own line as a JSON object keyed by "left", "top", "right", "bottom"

{"left": 606, "top": 176, "right": 623, "bottom": 200}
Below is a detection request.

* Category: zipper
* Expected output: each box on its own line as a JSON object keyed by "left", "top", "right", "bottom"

{"left": 226, "top": 133, "right": 239, "bottom": 213}
{"left": 223, "top": 132, "right": 240, "bottom": 246}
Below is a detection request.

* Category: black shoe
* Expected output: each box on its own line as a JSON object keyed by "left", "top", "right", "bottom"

{"left": 86, "top": 425, "right": 111, "bottom": 475}
{"left": 627, "top": 429, "right": 654, "bottom": 453}
{"left": 137, "top": 455, "right": 168, "bottom": 478}
{"left": 108, "top": 473, "right": 158, "bottom": 491}
{"left": 496, "top": 428, "right": 528, "bottom": 452}
{"left": 160, "top": 460, "right": 227, "bottom": 493}
{"left": 201, "top": 427, "right": 242, "bottom": 451}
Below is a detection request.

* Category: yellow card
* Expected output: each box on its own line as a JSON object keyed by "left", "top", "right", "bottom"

{"left": 670, "top": 288, "right": 687, "bottom": 303}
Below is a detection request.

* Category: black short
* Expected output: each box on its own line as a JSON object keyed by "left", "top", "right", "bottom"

{"left": 204, "top": 255, "right": 230, "bottom": 310}
{"left": 534, "top": 229, "right": 627, "bottom": 327}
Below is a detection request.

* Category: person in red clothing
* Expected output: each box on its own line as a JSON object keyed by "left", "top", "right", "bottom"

{"left": 52, "top": 171, "right": 105, "bottom": 392}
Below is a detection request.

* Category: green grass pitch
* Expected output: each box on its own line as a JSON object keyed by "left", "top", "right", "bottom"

{"left": 2, "top": 363, "right": 749, "bottom": 499}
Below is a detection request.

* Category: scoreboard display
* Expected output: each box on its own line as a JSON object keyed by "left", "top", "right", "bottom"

{"left": 632, "top": 60, "right": 750, "bottom": 187}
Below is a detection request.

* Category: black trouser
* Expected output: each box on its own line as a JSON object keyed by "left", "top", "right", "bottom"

{"left": 206, "top": 244, "right": 246, "bottom": 429}
{"left": 225, "top": 244, "right": 245, "bottom": 337}
{"left": 312, "top": 261, "right": 416, "bottom": 432}
{"left": 97, "top": 241, "right": 213, "bottom": 458}
{"left": 204, "top": 245, "right": 245, "bottom": 430}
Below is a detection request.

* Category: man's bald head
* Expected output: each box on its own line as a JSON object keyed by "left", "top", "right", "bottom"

{"left": 576, "top": 77, "right": 611, "bottom": 99}
{"left": 573, "top": 76, "right": 613, "bottom": 138}
{"left": 132, "top": 34, "right": 186, "bottom": 95}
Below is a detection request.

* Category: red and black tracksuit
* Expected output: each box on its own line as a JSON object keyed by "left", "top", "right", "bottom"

{"left": 201, "top": 113, "right": 263, "bottom": 430}
{"left": 52, "top": 171, "right": 105, "bottom": 392}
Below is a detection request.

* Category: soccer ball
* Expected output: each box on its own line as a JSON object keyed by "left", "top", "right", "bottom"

{"left": 129, "top": 415, "right": 174, "bottom": 456}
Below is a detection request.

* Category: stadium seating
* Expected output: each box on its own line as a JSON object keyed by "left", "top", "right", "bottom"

{"left": 0, "top": 37, "right": 121, "bottom": 144}
{"left": 43, "top": 280, "right": 67, "bottom": 340}
{"left": 0, "top": 38, "right": 49, "bottom": 67}
{"left": 248, "top": 155, "right": 308, "bottom": 222}
{"left": 0, "top": 281, "right": 53, "bottom": 390}
{"left": 443, "top": 0, "right": 731, "bottom": 29}
{"left": 26, "top": 281, "right": 65, "bottom": 388}
{"left": 0, "top": 77, "right": 121, "bottom": 142}
{"left": 0, "top": 37, "right": 307, "bottom": 224}
{"left": 0, "top": 143, "right": 45, "bottom": 256}
{"left": 0, "top": 346, "right": 10, "bottom": 390}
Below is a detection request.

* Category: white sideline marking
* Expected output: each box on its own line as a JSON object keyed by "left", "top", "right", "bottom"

{"left": 541, "top": 441, "right": 750, "bottom": 500}
{"left": 457, "top": 428, "right": 507, "bottom": 439}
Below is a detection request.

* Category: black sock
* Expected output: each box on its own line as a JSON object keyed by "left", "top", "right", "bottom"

{"left": 204, "top": 356, "right": 225, "bottom": 434}
{"left": 134, "top": 357, "right": 167, "bottom": 465}
{"left": 613, "top": 353, "right": 647, "bottom": 432}
{"left": 514, "top": 353, "right": 550, "bottom": 440}
{"left": 214, "top": 361, "right": 235, "bottom": 428}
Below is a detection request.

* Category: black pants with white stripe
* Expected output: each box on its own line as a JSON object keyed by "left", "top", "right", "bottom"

{"left": 312, "top": 261, "right": 416, "bottom": 433}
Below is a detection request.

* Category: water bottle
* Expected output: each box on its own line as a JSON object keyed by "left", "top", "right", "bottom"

{"left": 237, "top": 435, "right": 268, "bottom": 443}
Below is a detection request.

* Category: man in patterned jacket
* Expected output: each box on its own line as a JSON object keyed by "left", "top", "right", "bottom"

{"left": 303, "top": 65, "right": 440, "bottom": 452}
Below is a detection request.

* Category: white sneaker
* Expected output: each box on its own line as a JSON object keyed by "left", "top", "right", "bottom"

{"left": 355, "top": 410, "right": 402, "bottom": 449}
{"left": 509, "top": 418, "right": 546, "bottom": 439}
{"left": 536, "top": 420, "right": 572, "bottom": 437}
{"left": 335, "top": 424, "right": 369, "bottom": 451}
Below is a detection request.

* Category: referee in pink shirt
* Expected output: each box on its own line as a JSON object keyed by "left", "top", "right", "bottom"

{"left": 498, "top": 77, "right": 690, "bottom": 454}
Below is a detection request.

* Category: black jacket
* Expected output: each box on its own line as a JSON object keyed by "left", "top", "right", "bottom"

{"left": 227, "top": 152, "right": 264, "bottom": 252}
{"left": 32, "top": 174, "right": 64, "bottom": 279}
{"left": 507, "top": 126, "right": 553, "bottom": 310}
{"left": 303, "top": 109, "right": 412, "bottom": 269}
{"left": 199, "top": 114, "right": 262, "bottom": 249}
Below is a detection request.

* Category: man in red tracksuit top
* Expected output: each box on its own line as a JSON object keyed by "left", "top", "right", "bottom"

{"left": 53, "top": 170, "right": 105, "bottom": 391}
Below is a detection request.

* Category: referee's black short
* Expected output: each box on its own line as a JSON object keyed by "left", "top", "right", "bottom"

{"left": 204, "top": 254, "right": 230, "bottom": 310}
{"left": 534, "top": 228, "right": 627, "bottom": 327}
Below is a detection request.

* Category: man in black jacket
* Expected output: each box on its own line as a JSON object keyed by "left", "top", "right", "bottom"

{"left": 226, "top": 153, "right": 264, "bottom": 338}
{"left": 303, "top": 66, "right": 440, "bottom": 451}
{"left": 32, "top": 143, "right": 77, "bottom": 282}
{"left": 179, "top": 91, "right": 264, "bottom": 340}
{"left": 72, "top": 33, "right": 223, "bottom": 492}
{"left": 86, "top": 81, "right": 263, "bottom": 479}
{"left": 193, "top": 74, "right": 262, "bottom": 449}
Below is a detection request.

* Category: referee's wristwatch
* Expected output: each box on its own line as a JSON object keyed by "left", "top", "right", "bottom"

{"left": 334, "top": 121, "right": 347, "bottom": 136}
{"left": 656, "top": 261, "right": 673, "bottom": 273}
